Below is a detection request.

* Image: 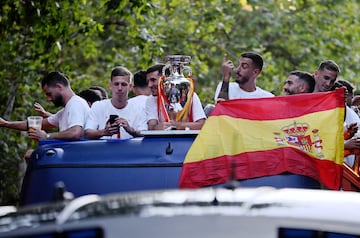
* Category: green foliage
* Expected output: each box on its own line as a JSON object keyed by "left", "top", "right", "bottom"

{"left": 2, "top": 0, "right": 360, "bottom": 205}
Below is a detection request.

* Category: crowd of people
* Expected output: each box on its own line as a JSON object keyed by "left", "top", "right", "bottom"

{"left": 1, "top": 52, "right": 360, "bottom": 167}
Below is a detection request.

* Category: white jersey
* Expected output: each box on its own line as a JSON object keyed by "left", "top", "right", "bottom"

{"left": 214, "top": 82, "right": 274, "bottom": 100}
{"left": 129, "top": 95, "right": 149, "bottom": 112}
{"left": 344, "top": 106, "right": 360, "bottom": 167}
{"left": 145, "top": 93, "right": 206, "bottom": 123}
{"left": 85, "top": 99, "right": 148, "bottom": 139}
{"left": 47, "top": 95, "right": 90, "bottom": 132}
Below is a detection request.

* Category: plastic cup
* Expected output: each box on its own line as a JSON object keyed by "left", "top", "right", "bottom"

{"left": 27, "top": 116, "right": 43, "bottom": 131}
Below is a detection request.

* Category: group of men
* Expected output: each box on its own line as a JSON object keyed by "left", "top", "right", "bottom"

{"left": 214, "top": 53, "right": 360, "bottom": 167}
{"left": 0, "top": 52, "right": 356, "bottom": 146}
{"left": 0, "top": 63, "right": 207, "bottom": 141}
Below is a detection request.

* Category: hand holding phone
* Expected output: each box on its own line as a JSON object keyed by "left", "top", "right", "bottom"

{"left": 109, "top": 115, "right": 119, "bottom": 125}
{"left": 109, "top": 115, "right": 120, "bottom": 139}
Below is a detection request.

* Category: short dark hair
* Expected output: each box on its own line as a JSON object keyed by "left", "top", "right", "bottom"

{"left": 78, "top": 89, "right": 101, "bottom": 104}
{"left": 330, "top": 81, "right": 344, "bottom": 91}
{"left": 289, "top": 70, "right": 315, "bottom": 93}
{"left": 41, "top": 72, "right": 70, "bottom": 88}
{"left": 89, "top": 86, "right": 108, "bottom": 99}
{"left": 241, "top": 52, "right": 264, "bottom": 71}
{"left": 133, "top": 70, "right": 148, "bottom": 88}
{"left": 146, "top": 64, "right": 166, "bottom": 76}
{"left": 317, "top": 60, "right": 340, "bottom": 73}
{"left": 111, "top": 66, "right": 133, "bottom": 83}
{"left": 336, "top": 79, "right": 354, "bottom": 94}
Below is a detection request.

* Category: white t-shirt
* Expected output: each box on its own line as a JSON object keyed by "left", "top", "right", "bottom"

{"left": 214, "top": 82, "right": 274, "bottom": 100}
{"left": 345, "top": 106, "right": 360, "bottom": 129}
{"left": 145, "top": 93, "right": 206, "bottom": 123}
{"left": 344, "top": 106, "right": 360, "bottom": 167}
{"left": 129, "top": 95, "right": 149, "bottom": 112}
{"left": 85, "top": 99, "right": 147, "bottom": 139}
{"left": 47, "top": 95, "right": 90, "bottom": 132}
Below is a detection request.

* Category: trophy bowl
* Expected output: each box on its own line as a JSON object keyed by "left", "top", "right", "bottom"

{"left": 159, "top": 55, "right": 194, "bottom": 121}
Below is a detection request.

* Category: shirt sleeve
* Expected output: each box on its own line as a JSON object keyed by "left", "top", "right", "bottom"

{"left": 145, "top": 96, "right": 159, "bottom": 121}
{"left": 85, "top": 101, "right": 101, "bottom": 130}
{"left": 191, "top": 93, "right": 207, "bottom": 122}
{"left": 47, "top": 109, "right": 62, "bottom": 127}
{"left": 66, "top": 98, "right": 89, "bottom": 128}
{"left": 214, "top": 82, "right": 222, "bottom": 101}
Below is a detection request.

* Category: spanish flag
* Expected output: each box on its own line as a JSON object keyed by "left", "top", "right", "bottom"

{"left": 179, "top": 88, "right": 345, "bottom": 190}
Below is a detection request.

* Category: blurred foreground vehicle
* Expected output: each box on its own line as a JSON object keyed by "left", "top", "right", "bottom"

{"left": 2, "top": 187, "right": 360, "bottom": 238}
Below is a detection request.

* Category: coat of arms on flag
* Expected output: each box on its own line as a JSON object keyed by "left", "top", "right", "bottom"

{"left": 179, "top": 88, "right": 345, "bottom": 190}
{"left": 275, "top": 122, "right": 324, "bottom": 158}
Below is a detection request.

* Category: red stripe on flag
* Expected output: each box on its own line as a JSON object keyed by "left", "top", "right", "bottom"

{"left": 211, "top": 88, "right": 345, "bottom": 120}
{"left": 179, "top": 147, "right": 342, "bottom": 190}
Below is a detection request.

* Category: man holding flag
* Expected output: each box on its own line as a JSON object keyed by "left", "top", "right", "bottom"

{"left": 179, "top": 88, "right": 345, "bottom": 190}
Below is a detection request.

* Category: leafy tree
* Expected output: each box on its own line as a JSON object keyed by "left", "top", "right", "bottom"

{"left": 0, "top": 0, "right": 105, "bottom": 205}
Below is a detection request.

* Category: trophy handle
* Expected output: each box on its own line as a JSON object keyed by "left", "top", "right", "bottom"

{"left": 183, "top": 66, "right": 192, "bottom": 77}
{"left": 162, "top": 63, "right": 172, "bottom": 77}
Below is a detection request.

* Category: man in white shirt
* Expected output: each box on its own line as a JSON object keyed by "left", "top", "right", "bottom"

{"left": 204, "top": 52, "right": 274, "bottom": 117}
{"left": 85, "top": 66, "right": 147, "bottom": 139}
{"left": 331, "top": 80, "right": 360, "bottom": 167}
{"left": 128, "top": 70, "right": 150, "bottom": 112}
{"left": 145, "top": 64, "right": 206, "bottom": 130}
{"left": 313, "top": 60, "right": 340, "bottom": 93}
{"left": 215, "top": 52, "right": 274, "bottom": 101}
{"left": 283, "top": 71, "right": 315, "bottom": 95}
{"left": 0, "top": 71, "right": 90, "bottom": 140}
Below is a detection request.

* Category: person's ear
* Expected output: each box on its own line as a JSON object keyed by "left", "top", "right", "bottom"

{"left": 300, "top": 86, "right": 306, "bottom": 93}
{"left": 55, "top": 83, "right": 64, "bottom": 91}
{"left": 314, "top": 70, "right": 318, "bottom": 77}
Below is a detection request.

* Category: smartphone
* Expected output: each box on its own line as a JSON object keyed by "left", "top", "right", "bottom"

{"left": 109, "top": 115, "right": 119, "bottom": 124}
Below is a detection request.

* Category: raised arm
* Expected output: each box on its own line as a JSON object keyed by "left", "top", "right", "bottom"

{"left": 34, "top": 102, "right": 53, "bottom": 118}
{"left": 216, "top": 54, "right": 233, "bottom": 101}
{"left": 0, "top": 117, "right": 28, "bottom": 131}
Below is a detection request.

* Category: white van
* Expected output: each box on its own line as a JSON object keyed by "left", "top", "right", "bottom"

{"left": 1, "top": 187, "right": 360, "bottom": 238}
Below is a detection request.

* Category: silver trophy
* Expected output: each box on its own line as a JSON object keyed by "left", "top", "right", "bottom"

{"left": 160, "top": 55, "right": 193, "bottom": 121}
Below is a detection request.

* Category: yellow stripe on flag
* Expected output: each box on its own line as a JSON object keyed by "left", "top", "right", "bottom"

{"left": 185, "top": 108, "right": 344, "bottom": 164}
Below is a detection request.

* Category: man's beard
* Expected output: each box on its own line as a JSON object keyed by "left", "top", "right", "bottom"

{"left": 52, "top": 94, "right": 64, "bottom": 107}
{"left": 283, "top": 90, "right": 292, "bottom": 95}
{"left": 152, "top": 88, "right": 158, "bottom": 96}
{"left": 235, "top": 75, "right": 250, "bottom": 85}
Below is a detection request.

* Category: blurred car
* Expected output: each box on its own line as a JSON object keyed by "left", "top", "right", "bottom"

{"left": 2, "top": 187, "right": 360, "bottom": 238}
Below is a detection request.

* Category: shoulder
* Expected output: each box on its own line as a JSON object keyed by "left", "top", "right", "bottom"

{"left": 93, "top": 99, "right": 111, "bottom": 106}
{"left": 66, "top": 95, "right": 90, "bottom": 109}
{"left": 346, "top": 106, "right": 360, "bottom": 124}
{"left": 69, "top": 95, "right": 87, "bottom": 104}
{"left": 255, "top": 87, "right": 275, "bottom": 97}
{"left": 145, "top": 95, "right": 157, "bottom": 105}
{"left": 129, "top": 95, "right": 149, "bottom": 103}
{"left": 228, "top": 82, "right": 240, "bottom": 89}
{"left": 192, "top": 92, "right": 202, "bottom": 103}
{"left": 90, "top": 99, "right": 111, "bottom": 111}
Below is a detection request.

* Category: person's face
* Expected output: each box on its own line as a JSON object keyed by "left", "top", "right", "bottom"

{"left": 109, "top": 76, "right": 130, "bottom": 100}
{"left": 235, "top": 57, "right": 259, "bottom": 85}
{"left": 43, "top": 84, "right": 65, "bottom": 107}
{"left": 345, "top": 89, "right": 353, "bottom": 107}
{"left": 314, "top": 68, "right": 338, "bottom": 92}
{"left": 146, "top": 71, "right": 160, "bottom": 96}
{"left": 283, "top": 75, "right": 306, "bottom": 95}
